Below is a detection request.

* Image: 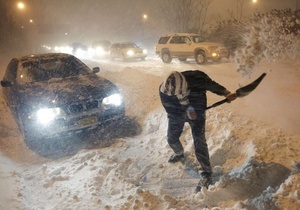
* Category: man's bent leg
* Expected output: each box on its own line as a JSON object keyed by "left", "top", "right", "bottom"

{"left": 189, "top": 113, "right": 212, "bottom": 175}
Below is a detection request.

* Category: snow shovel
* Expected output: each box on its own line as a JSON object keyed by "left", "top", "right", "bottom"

{"left": 206, "top": 73, "right": 267, "bottom": 110}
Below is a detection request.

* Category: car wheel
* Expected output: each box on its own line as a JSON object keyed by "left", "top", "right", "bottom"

{"left": 161, "top": 52, "right": 172, "bottom": 63}
{"left": 178, "top": 58, "right": 187, "bottom": 62}
{"left": 195, "top": 51, "right": 206, "bottom": 64}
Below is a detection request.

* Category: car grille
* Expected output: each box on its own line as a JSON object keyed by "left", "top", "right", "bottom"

{"left": 68, "top": 100, "right": 99, "bottom": 114}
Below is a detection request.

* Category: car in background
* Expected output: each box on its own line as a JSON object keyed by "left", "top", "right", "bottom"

{"left": 155, "top": 33, "right": 229, "bottom": 64}
{"left": 69, "top": 42, "right": 94, "bottom": 59}
{"left": 1, "top": 53, "right": 125, "bottom": 148}
{"left": 110, "top": 42, "right": 147, "bottom": 61}
{"left": 92, "top": 40, "right": 111, "bottom": 58}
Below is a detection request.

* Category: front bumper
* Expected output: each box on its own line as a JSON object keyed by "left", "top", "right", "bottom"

{"left": 125, "top": 53, "right": 147, "bottom": 59}
{"left": 207, "top": 48, "right": 229, "bottom": 60}
{"left": 23, "top": 106, "right": 125, "bottom": 139}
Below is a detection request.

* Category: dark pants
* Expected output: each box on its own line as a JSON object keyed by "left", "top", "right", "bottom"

{"left": 167, "top": 111, "right": 212, "bottom": 174}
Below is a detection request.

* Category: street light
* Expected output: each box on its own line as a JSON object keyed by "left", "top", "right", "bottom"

{"left": 252, "top": 0, "right": 257, "bottom": 3}
{"left": 17, "top": 2, "right": 25, "bottom": 10}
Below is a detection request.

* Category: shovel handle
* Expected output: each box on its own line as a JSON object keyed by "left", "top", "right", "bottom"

{"left": 206, "top": 98, "right": 229, "bottom": 110}
{"left": 206, "top": 73, "right": 266, "bottom": 110}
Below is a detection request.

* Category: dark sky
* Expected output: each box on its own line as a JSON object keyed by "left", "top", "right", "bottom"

{"left": 13, "top": 0, "right": 298, "bottom": 46}
{"left": 16, "top": 0, "right": 163, "bottom": 44}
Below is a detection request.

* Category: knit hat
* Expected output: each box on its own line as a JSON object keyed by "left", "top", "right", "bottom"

{"left": 161, "top": 71, "right": 188, "bottom": 95}
{"left": 160, "top": 71, "right": 190, "bottom": 105}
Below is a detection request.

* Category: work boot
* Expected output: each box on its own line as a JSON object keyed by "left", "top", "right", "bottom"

{"left": 168, "top": 153, "right": 184, "bottom": 163}
{"left": 195, "top": 173, "right": 212, "bottom": 192}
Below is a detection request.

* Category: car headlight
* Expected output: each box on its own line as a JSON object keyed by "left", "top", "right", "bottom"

{"left": 36, "top": 108, "right": 62, "bottom": 125}
{"left": 143, "top": 49, "right": 147, "bottom": 54}
{"left": 127, "top": 50, "right": 134, "bottom": 56}
{"left": 102, "top": 94, "right": 123, "bottom": 106}
{"left": 96, "top": 47, "right": 105, "bottom": 55}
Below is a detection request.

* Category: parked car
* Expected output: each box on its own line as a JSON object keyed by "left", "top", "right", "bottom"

{"left": 155, "top": 33, "right": 229, "bottom": 64}
{"left": 110, "top": 42, "right": 147, "bottom": 61}
{"left": 1, "top": 53, "right": 125, "bottom": 148}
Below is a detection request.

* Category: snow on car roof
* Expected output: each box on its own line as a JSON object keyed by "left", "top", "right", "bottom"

{"left": 18, "top": 53, "right": 74, "bottom": 63}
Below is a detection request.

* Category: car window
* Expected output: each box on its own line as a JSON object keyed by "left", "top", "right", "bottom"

{"left": 111, "top": 44, "right": 117, "bottom": 49}
{"left": 170, "top": 36, "right": 186, "bottom": 44}
{"left": 191, "top": 36, "right": 205, "bottom": 43}
{"left": 122, "top": 43, "right": 137, "bottom": 48}
{"left": 120, "top": 44, "right": 126, "bottom": 49}
{"left": 17, "top": 57, "right": 92, "bottom": 84}
{"left": 182, "top": 36, "right": 191, "bottom": 43}
{"left": 158, "top": 36, "right": 170, "bottom": 44}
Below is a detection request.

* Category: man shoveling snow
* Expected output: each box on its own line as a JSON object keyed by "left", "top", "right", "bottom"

{"left": 159, "top": 70, "right": 237, "bottom": 192}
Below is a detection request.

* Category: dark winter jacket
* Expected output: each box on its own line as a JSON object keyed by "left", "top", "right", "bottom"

{"left": 160, "top": 70, "right": 229, "bottom": 116}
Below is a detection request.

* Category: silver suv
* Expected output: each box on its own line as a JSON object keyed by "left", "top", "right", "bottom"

{"left": 155, "top": 33, "right": 229, "bottom": 64}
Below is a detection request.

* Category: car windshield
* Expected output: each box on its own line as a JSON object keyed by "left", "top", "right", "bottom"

{"left": 122, "top": 43, "right": 138, "bottom": 48}
{"left": 18, "top": 56, "right": 92, "bottom": 84}
{"left": 191, "top": 36, "right": 205, "bottom": 43}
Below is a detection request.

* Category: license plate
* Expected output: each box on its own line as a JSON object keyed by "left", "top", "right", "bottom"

{"left": 77, "top": 116, "right": 98, "bottom": 126}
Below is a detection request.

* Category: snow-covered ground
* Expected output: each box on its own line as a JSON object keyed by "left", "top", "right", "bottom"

{"left": 0, "top": 55, "right": 299, "bottom": 210}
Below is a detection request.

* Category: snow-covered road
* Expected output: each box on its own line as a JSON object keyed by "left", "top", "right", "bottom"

{"left": 0, "top": 56, "right": 299, "bottom": 209}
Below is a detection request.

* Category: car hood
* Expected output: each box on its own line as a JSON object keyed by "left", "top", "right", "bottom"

{"left": 20, "top": 74, "right": 118, "bottom": 107}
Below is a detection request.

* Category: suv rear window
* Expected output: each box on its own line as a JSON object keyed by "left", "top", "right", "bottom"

{"left": 158, "top": 37, "right": 170, "bottom": 44}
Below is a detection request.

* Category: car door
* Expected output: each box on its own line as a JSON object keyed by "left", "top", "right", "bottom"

{"left": 169, "top": 36, "right": 191, "bottom": 57}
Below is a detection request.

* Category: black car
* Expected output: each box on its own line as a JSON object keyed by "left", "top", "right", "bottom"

{"left": 1, "top": 53, "right": 125, "bottom": 147}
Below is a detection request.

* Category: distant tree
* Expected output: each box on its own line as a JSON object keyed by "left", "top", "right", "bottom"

{"left": 196, "top": 0, "right": 214, "bottom": 34}
{"left": 236, "top": 0, "right": 245, "bottom": 22}
{"left": 158, "top": 0, "right": 213, "bottom": 34}
{"left": 234, "top": 9, "right": 300, "bottom": 76}
{"left": 209, "top": 18, "right": 247, "bottom": 56}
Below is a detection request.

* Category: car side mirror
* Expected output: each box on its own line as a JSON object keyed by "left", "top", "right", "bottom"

{"left": 1, "top": 80, "right": 12, "bottom": 87}
{"left": 93, "top": 67, "right": 100, "bottom": 73}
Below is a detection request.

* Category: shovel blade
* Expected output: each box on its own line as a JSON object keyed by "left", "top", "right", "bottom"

{"left": 236, "top": 73, "right": 267, "bottom": 97}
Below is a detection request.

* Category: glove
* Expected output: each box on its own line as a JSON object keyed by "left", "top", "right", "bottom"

{"left": 187, "top": 106, "right": 197, "bottom": 120}
{"left": 225, "top": 92, "right": 237, "bottom": 102}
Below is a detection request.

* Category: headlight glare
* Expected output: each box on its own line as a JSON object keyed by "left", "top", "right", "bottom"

{"left": 36, "top": 108, "right": 61, "bottom": 125}
{"left": 102, "top": 94, "right": 122, "bottom": 106}
{"left": 127, "top": 50, "right": 134, "bottom": 56}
